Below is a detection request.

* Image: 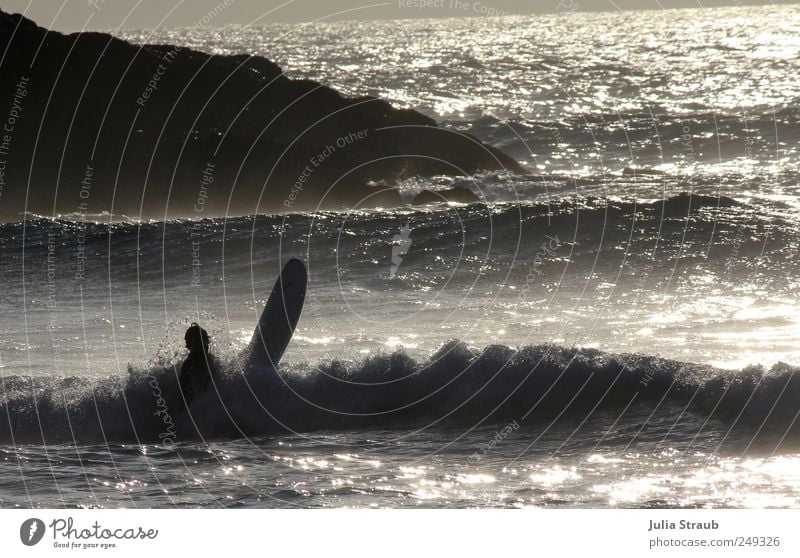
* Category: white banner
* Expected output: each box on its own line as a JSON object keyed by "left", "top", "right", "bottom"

{"left": 1, "top": 509, "right": 797, "bottom": 557}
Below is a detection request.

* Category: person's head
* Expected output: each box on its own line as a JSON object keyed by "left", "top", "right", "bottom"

{"left": 184, "top": 323, "right": 210, "bottom": 354}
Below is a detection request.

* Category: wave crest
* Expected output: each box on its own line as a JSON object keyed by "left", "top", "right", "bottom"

{"left": 2, "top": 341, "right": 798, "bottom": 444}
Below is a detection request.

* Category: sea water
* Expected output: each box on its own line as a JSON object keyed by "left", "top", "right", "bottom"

{"left": 1, "top": 5, "right": 800, "bottom": 507}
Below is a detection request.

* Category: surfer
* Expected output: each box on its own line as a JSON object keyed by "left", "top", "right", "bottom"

{"left": 178, "top": 323, "right": 218, "bottom": 406}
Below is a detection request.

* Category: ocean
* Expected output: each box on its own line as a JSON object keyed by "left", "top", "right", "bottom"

{"left": 2, "top": 4, "right": 800, "bottom": 508}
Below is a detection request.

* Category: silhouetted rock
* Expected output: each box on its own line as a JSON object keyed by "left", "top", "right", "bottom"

{"left": 0, "top": 11, "right": 525, "bottom": 219}
{"left": 412, "top": 186, "right": 481, "bottom": 205}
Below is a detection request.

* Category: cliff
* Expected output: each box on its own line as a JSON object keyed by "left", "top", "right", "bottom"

{"left": 0, "top": 11, "right": 525, "bottom": 219}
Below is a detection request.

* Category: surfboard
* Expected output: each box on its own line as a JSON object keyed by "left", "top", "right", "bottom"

{"left": 245, "top": 258, "right": 307, "bottom": 369}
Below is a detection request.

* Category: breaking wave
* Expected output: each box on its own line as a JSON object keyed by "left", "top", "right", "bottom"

{"left": 2, "top": 341, "right": 798, "bottom": 444}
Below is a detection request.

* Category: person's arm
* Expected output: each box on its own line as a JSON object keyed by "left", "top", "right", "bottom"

{"left": 179, "top": 359, "right": 194, "bottom": 401}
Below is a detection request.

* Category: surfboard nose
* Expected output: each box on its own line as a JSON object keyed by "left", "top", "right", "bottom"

{"left": 245, "top": 259, "right": 308, "bottom": 369}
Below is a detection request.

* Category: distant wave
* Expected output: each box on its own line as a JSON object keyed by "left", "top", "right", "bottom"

{"left": 1, "top": 341, "right": 798, "bottom": 443}
{"left": 0, "top": 192, "right": 790, "bottom": 289}
{"left": 0, "top": 192, "right": 779, "bottom": 259}
{"left": 0, "top": 192, "right": 758, "bottom": 228}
